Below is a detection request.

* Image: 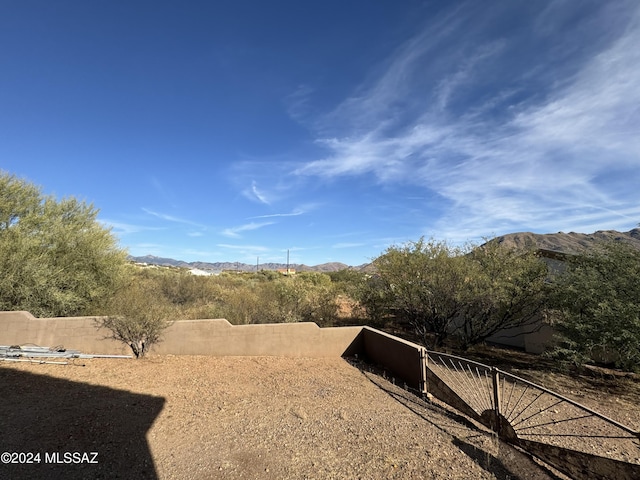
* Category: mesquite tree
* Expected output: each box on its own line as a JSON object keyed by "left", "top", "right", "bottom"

{"left": 367, "top": 237, "right": 549, "bottom": 349}
{"left": 0, "top": 171, "right": 128, "bottom": 317}
{"left": 457, "top": 241, "right": 549, "bottom": 350}
{"left": 371, "top": 238, "right": 471, "bottom": 347}
{"left": 549, "top": 241, "right": 640, "bottom": 371}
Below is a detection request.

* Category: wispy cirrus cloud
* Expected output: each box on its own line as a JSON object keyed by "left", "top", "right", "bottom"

{"left": 99, "top": 219, "right": 163, "bottom": 235}
{"left": 250, "top": 209, "right": 303, "bottom": 219}
{"left": 142, "top": 208, "right": 206, "bottom": 227}
{"left": 149, "top": 176, "right": 177, "bottom": 206}
{"left": 293, "top": 2, "right": 640, "bottom": 240}
{"left": 221, "top": 221, "right": 274, "bottom": 238}
{"left": 249, "top": 202, "right": 322, "bottom": 219}
{"left": 284, "top": 84, "right": 316, "bottom": 123}
{"left": 242, "top": 180, "right": 271, "bottom": 205}
{"left": 332, "top": 242, "right": 366, "bottom": 249}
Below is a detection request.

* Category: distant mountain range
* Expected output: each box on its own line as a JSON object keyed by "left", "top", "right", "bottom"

{"left": 492, "top": 228, "right": 640, "bottom": 253}
{"left": 130, "top": 229, "right": 640, "bottom": 273}
{"left": 128, "top": 254, "right": 356, "bottom": 273}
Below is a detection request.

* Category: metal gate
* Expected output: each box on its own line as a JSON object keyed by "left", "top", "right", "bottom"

{"left": 425, "top": 351, "right": 640, "bottom": 480}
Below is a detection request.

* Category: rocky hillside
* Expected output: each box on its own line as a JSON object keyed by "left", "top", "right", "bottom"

{"left": 492, "top": 228, "right": 640, "bottom": 253}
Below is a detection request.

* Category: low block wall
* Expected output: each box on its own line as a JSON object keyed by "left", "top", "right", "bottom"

{"left": 0, "top": 311, "right": 363, "bottom": 357}
{"left": 157, "top": 320, "right": 363, "bottom": 357}
{"left": 360, "top": 327, "right": 427, "bottom": 393}
{"left": 0, "top": 312, "right": 425, "bottom": 391}
{"left": 0, "top": 311, "right": 128, "bottom": 354}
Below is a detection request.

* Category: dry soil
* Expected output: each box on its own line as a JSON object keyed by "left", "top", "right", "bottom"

{"left": 1, "top": 354, "right": 637, "bottom": 480}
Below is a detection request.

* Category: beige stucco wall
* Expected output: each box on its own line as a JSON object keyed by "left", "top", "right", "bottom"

{"left": 0, "top": 310, "right": 557, "bottom": 359}
{"left": 360, "top": 327, "right": 427, "bottom": 392}
{"left": 156, "top": 319, "right": 363, "bottom": 357}
{"left": 0, "top": 311, "right": 362, "bottom": 357}
{"left": 0, "top": 311, "right": 129, "bottom": 354}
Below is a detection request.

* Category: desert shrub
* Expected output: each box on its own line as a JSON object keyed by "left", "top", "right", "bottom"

{"left": 158, "top": 270, "right": 224, "bottom": 306}
{"left": 327, "top": 269, "right": 369, "bottom": 298}
{"left": 354, "top": 274, "right": 389, "bottom": 327}
{"left": 106, "top": 266, "right": 345, "bottom": 327}
{"left": 252, "top": 270, "right": 281, "bottom": 281}
{"left": 213, "top": 283, "right": 267, "bottom": 324}
{"left": 254, "top": 275, "right": 339, "bottom": 325}
{"left": 548, "top": 241, "right": 640, "bottom": 371}
{"left": 98, "top": 276, "right": 173, "bottom": 358}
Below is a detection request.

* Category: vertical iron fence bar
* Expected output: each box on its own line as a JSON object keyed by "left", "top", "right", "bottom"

{"left": 420, "top": 348, "right": 428, "bottom": 395}
{"left": 492, "top": 367, "right": 501, "bottom": 418}
{"left": 491, "top": 367, "right": 502, "bottom": 436}
{"left": 483, "top": 369, "right": 494, "bottom": 412}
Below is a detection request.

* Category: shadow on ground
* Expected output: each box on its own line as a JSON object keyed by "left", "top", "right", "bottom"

{"left": 348, "top": 358, "right": 564, "bottom": 480}
{"left": 0, "top": 365, "right": 164, "bottom": 480}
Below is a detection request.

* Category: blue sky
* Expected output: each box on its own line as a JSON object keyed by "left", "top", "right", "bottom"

{"left": 2, "top": 1, "right": 639, "bottom": 266}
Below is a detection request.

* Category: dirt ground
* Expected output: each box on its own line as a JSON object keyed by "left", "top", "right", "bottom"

{"left": 0, "top": 354, "right": 637, "bottom": 480}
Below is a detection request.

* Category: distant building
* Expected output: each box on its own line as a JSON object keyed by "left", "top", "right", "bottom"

{"left": 277, "top": 268, "right": 296, "bottom": 275}
{"left": 189, "top": 268, "right": 214, "bottom": 276}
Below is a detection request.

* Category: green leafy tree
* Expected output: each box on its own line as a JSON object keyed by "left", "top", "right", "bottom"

{"left": 354, "top": 274, "right": 389, "bottom": 326}
{"left": 367, "top": 237, "right": 550, "bottom": 349}
{"left": 0, "top": 172, "right": 129, "bottom": 317}
{"left": 296, "top": 273, "right": 339, "bottom": 325}
{"left": 549, "top": 241, "right": 640, "bottom": 371}
{"left": 458, "top": 241, "right": 549, "bottom": 349}
{"left": 371, "top": 238, "right": 471, "bottom": 347}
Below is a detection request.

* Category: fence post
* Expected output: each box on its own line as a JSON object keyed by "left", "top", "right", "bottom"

{"left": 491, "top": 367, "right": 501, "bottom": 434}
{"left": 419, "top": 348, "right": 428, "bottom": 395}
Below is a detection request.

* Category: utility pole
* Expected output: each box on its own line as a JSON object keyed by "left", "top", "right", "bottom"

{"left": 286, "top": 249, "right": 290, "bottom": 275}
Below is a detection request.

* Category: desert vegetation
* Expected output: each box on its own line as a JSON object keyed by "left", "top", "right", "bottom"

{"left": 2, "top": 170, "right": 639, "bottom": 369}
{"left": 360, "top": 236, "right": 640, "bottom": 372}
{"left": 547, "top": 241, "right": 640, "bottom": 371}
{"left": 0, "top": 172, "right": 129, "bottom": 318}
{"left": 110, "top": 266, "right": 344, "bottom": 326}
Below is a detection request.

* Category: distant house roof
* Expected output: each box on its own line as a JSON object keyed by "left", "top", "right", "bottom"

{"left": 276, "top": 268, "right": 296, "bottom": 275}
{"left": 189, "top": 268, "right": 213, "bottom": 276}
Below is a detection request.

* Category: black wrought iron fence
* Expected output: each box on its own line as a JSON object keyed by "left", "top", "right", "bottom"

{"left": 425, "top": 350, "right": 640, "bottom": 480}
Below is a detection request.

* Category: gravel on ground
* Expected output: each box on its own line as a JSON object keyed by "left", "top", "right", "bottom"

{"left": 0, "top": 354, "right": 623, "bottom": 480}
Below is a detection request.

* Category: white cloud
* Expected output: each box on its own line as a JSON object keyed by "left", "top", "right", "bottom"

{"left": 332, "top": 242, "right": 366, "bottom": 249}
{"left": 142, "top": 208, "right": 205, "bottom": 227}
{"left": 293, "top": 3, "right": 640, "bottom": 239}
{"left": 221, "top": 221, "right": 274, "bottom": 238}
{"left": 149, "top": 176, "right": 177, "bottom": 206}
{"left": 512, "top": 20, "right": 640, "bottom": 158}
{"left": 242, "top": 180, "right": 271, "bottom": 205}
{"left": 213, "top": 245, "right": 283, "bottom": 265}
{"left": 182, "top": 249, "right": 220, "bottom": 258}
{"left": 100, "top": 219, "right": 163, "bottom": 235}
{"left": 250, "top": 209, "right": 303, "bottom": 219}
{"left": 284, "top": 84, "right": 316, "bottom": 122}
